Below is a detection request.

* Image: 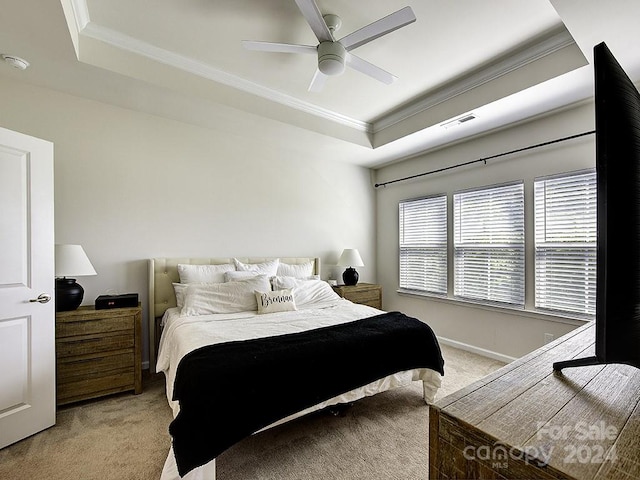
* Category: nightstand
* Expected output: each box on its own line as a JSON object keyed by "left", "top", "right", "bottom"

{"left": 332, "top": 283, "right": 383, "bottom": 309}
{"left": 55, "top": 304, "right": 142, "bottom": 406}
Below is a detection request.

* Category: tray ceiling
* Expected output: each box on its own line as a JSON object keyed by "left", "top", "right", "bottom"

{"left": 2, "top": 1, "right": 640, "bottom": 166}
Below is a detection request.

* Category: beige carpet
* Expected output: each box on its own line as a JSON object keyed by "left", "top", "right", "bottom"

{"left": 0, "top": 344, "right": 506, "bottom": 480}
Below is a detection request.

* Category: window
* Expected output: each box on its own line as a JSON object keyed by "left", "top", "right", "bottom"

{"left": 534, "top": 170, "right": 597, "bottom": 317}
{"left": 399, "top": 195, "right": 447, "bottom": 294}
{"left": 453, "top": 182, "right": 525, "bottom": 306}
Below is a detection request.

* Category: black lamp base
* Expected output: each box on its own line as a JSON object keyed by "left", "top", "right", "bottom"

{"left": 342, "top": 267, "right": 359, "bottom": 286}
{"left": 55, "top": 278, "right": 85, "bottom": 312}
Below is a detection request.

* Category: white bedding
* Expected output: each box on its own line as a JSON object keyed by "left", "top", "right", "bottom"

{"left": 157, "top": 296, "right": 441, "bottom": 480}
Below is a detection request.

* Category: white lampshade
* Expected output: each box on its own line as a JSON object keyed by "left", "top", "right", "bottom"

{"left": 55, "top": 244, "right": 97, "bottom": 278}
{"left": 337, "top": 249, "right": 364, "bottom": 267}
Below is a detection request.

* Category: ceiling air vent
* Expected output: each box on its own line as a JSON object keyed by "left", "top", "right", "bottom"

{"left": 440, "top": 113, "right": 476, "bottom": 129}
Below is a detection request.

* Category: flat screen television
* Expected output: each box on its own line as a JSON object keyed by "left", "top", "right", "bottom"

{"left": 553, "top": 42, "right": 640, "bottom": 371}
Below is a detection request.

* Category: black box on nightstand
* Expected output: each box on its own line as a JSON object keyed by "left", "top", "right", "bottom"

{"left": 95, "top": 293, "right": 139, "bottom": 309}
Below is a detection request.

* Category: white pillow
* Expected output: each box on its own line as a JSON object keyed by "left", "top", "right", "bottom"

{"left": 224, "top": 271, "right": 260, "bottom": 282}
{"left": 178, "top": 263, "right": 235, "bottom": 283}
{"left": 270, "top": 276, "right": 317, "bottom": 289}
{"left": 173, "top": 283, "right": 187, "bottom": 309}
{"left": 234, "top": 258, "right": 280, "bottom": 276}
{"left": 181, "top": 275, "right": 272, "bottom": 316}
{"left": 271, "top": 277, "right": 340, "bottom": 308}
{"left": 276, "top": 261, "right": 314, "bottom": 278}
{"left": 270, "top": 275, "right": 319, "bottom": 290}
{"left": 255, "top": 289, "right": 297, "bottom": 314}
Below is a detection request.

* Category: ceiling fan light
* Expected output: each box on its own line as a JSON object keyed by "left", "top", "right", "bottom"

{"left": 318, "top": 42, "right": 346, "bottom": 76}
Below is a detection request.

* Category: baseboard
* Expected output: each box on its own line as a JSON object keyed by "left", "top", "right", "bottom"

{"left": 437, "top": 336, "right": 518, "bottom": 364}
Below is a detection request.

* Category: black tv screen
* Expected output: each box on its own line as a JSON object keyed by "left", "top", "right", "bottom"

{"left": 554, "top": 42, "right": 640, "bottom": 371}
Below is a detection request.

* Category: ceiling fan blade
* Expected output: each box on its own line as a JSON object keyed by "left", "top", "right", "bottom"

{"left": 294, "top": 0, "right": 334, "bottom": 43}
{"left": 339, "top": 6, "right": 416, "bottom": 51}
{"left": 308, "top": 69, "right": 328, "bottom": 92}
{"left": 346, "top": 53, "right": 397, "bottom": 85}
{"left": 241, "top": 41, "right": 316, "bottom": 55}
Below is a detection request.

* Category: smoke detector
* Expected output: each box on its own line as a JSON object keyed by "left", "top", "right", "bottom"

{"left": 2, "top": 54, "right": 30, "bottom": 70}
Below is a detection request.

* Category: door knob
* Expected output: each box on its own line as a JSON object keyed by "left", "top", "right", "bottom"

{"left": 30, "top": 293, "right": 52, "bottom": 304}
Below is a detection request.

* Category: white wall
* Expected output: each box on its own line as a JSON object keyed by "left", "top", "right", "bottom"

{"left": 1, "top": 75, "right": 601, "bottom": 364}
{"left": 374, "top": 101, "right": 596, "bottom": 359}
{"left": 0, "top": 77, "right": 377, "bottom": 368}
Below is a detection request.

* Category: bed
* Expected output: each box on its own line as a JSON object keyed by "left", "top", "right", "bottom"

{"left": 149, "top": 257, "right": 444, "bottom": 480}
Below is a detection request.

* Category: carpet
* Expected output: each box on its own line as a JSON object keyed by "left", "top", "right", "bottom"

{"left": 0, "top": 344, "right": 506, "bottom": 480}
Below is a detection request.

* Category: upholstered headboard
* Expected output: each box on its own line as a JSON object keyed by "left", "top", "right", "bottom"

{"left": 147, "top": 257, "right": 320, "bottom": 372}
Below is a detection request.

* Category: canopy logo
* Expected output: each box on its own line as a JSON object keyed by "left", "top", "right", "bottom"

{"left": 463, "top": 443, "right": 551, "bottom": 470}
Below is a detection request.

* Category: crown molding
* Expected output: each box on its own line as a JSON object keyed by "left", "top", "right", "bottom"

{"left": 68, "top": 0, "right": 90, "bottom": 31}
{"left": 68, "top": 0, "right": 370, "bottom": 133}
{"left": 372, "top": 28, "right": 578, "bottom": 134}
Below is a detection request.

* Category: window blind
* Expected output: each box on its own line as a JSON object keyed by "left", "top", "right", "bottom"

{"left": 534, "top": 170, "right": 597, "bottom": 317}
{"left": 399, "top": 195, "right": 447, "bottom": 294}
{"left": 453, "top": 182, "right": 525, "bottom": 306}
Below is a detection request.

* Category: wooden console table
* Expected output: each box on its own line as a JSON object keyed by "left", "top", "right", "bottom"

{"left": 429, "top": 322, "right": 640, "bottom": 480}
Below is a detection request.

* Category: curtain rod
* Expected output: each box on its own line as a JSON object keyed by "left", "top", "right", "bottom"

{"left": 374, "top": 130, "right": 596, "bottom": 188}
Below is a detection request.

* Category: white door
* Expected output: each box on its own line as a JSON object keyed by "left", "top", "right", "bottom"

{"left": 0, "top": 126, "right": 55, "bottom": 449}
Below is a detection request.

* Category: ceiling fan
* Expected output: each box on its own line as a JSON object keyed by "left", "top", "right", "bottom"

{"left": 242, "top": 0, "right": 416, "bottom": 92}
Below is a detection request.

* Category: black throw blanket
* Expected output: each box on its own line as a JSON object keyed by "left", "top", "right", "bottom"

{"left": 169, "top": 311, "right": 444, "bottom": 476}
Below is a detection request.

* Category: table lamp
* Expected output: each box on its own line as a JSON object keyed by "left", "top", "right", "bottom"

{"left": 55, "top": 244, "right": 97, "bottom": 312}
{"left": 337, "top": 248, "right": 364, "bottom": 286}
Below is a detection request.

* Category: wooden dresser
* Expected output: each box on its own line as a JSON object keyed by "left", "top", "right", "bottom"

{"left": 332, "top": 283, "right": 382, "bottom": 309}
{"left": 429, "top": 322, "right": 640, "bottom": 480}
{"left": 55, "top": 304, "right": 142, "bottom": 406}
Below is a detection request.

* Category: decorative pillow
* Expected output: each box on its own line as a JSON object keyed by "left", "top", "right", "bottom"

{"left": 276, "top": 261, "right": 314, "bottom": 278}
{"left": 178, "top": 263, "right": 235, "bottom": 284}
{"left": 181, "top": 275, "right": 271, "bottom": 316}
{"left": 233, "top": 258, "right": 280, "bottom": 276}
{"left": 271, "top": 277, "right": 340, "bottom": 308}
{"left": 255, "top": 289, "right": 297, "bottom": 314}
